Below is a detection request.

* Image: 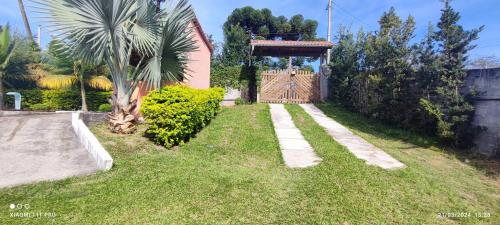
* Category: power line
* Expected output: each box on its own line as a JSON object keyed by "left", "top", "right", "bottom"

{"left": 330, "top": 2, "right": 370, "bottom": 28}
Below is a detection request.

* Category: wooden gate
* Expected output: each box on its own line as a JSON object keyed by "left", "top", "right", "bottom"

{"left": 260, "top": 69, "right": 321, "bottom": 103}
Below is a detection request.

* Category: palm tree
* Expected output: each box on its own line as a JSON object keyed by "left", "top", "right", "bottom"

{"left": 0, "top": 25, "right": 17, "bottom": 110}
{"left": 34, "top": 0, "right": 197, "bottom": 133}
{"left": 37, "top": 61, "right": 113, "bottom": 112}
{"left": 17, "top": 0, "right": 34, "bottom": 42}
{"left": 38, "top": 40, "right": 113, "bottom": 112}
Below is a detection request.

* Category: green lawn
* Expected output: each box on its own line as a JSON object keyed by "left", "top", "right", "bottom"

{"left": 0, "top": 104, "right": 498, "bottom": 224}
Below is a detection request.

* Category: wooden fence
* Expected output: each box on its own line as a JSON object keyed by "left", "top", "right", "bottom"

{"left": 260, "top": 69, "right": 321, "bottom": 104}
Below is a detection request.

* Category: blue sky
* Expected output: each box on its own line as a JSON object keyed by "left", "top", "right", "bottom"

{"left": 1, "top": 0, "right": 498, "bottom": 60}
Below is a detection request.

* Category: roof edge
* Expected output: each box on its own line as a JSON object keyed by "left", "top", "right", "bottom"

{"left": 192, "top": 17, "right": 214, "bottom": 54}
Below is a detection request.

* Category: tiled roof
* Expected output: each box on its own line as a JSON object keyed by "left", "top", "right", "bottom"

{"left": 250, "top": 40, "right": 334, "bottom": 48}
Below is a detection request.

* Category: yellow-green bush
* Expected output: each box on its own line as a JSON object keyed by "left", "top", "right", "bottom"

{"left": 141, "top": 85, "right": 224, "bottom": 148}
{"left": 3, "top": 89, "right": 111, "bottom": 111}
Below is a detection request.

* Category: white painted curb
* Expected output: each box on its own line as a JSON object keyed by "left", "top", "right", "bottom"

{"left": 71, "top": 112, "right": 113, "bottom": 170}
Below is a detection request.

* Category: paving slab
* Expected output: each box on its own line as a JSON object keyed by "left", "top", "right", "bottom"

{"left": 269, "top": 104, "right": 321, "bottom": 168}
{"left": 299, "top": 104, "right": 405, "bottom": 169}
{"left": 0, "top": 113, "right": 98, "bottom": 188}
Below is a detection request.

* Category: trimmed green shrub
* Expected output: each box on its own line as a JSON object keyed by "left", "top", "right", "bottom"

{"left": 30, "top": 103, "right": 53, "bottom": 111}
{"left": 43, "top": 90, "right": 81, "bottom": 110}
{"left": 86, "top": 91, "right": 113, "bottom": 111}
{"left": 141, "top": 85, "right": 224, "bottom": 148}
{"left": 98, "top": 103, "right": 112, "bottom": 112}
{"left": 3, "top": 89, "right": 111, "bottom": 111}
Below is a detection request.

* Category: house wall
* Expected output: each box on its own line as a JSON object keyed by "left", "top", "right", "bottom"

{"left": 464, "top": 68, "right": 500, "bottom": 157}
{"left": 183, "top": 21, "right": 211, "bottom": 89}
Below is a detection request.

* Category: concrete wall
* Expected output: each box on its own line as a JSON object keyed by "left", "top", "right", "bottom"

{"left": 222, "top": 88, "right": 241, "bottom": 106}
{"left": 464, "top": 68, "right": 500, "bottom": 157}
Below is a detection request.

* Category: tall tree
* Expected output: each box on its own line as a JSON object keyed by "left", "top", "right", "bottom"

{"left": 423, "top": 0, "right": 483, "bottom": 147}
{"left": 0, "top": 25, "right": 17, "bottom": 110}
{"left": 329, "top": 27, "right": 362, "bottom": 109}
{"left": 366, "top": 7, "right": 416, "bottom": 124}
{"left": 222, "top": 6, "right": 318, "bottom": 66}
{"left": 38, "top": 40, "right": 113, "bottom": 112}
{"left": 222, "top": 25, "right": 249, "bottom": 66}
{"left": 17, "top": 0, "right": 34, "bottom": 42}
{"left": 36, "top": 0, "right": 198, "bottom": 134}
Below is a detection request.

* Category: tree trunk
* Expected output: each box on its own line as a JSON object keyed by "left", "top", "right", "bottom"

{"left": 0, "top": 73, "right": 4, "bottom": 110}
{"left": 79, "top": 77, "right": 88, "bottom": 112}
{"left": 17, "top": 0, "right": 34, "bottom": 42}
{"left": 108, "top": 93, "right": 137, "bottom": 134}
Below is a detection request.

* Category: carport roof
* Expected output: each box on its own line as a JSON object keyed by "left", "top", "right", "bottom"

{"left": 250, "top": 40, "right": 334, "bottom": 57}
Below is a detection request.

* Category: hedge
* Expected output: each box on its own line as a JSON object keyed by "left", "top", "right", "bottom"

{"left": 141, "top": 85, "right": 224, "bottom": 148}
{"left": 3, "top": 89, "right": 112, "bottom": 111}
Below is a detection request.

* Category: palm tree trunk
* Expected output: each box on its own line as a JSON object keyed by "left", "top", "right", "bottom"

{"left": 108, "top": 92, "right": 137, "bottom": 134}
{"left": 79, "top": 76, "right": 88, "bottom": 112}
{"left": 0, "top": 73, "right": 4, "bottom": 110}
{"left": 17, "top": 0, "right": 34, "bottom": 42}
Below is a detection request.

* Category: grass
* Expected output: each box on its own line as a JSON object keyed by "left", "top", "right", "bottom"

{"left": 0, "top": 103, "right": 498, "bottom": 224}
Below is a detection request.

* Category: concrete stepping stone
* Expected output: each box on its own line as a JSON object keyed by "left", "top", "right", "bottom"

{"left": 299, "top": 104, "right": 406, "bottom": 170}
{"left": 269, "top": 104, "right": 321, "bottom": 168}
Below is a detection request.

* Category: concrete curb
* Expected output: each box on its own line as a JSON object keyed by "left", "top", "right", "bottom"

{"left": 71, "top": 112, "right": 113, "bottom": 170}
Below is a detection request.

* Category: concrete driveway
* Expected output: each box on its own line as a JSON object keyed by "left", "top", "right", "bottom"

{"left": 0, "top": 113, "right": 98, "bottom": 188}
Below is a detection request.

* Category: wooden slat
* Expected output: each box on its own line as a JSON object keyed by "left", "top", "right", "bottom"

{"left": 260, "top": 69, "right": 321, "bottom": 104}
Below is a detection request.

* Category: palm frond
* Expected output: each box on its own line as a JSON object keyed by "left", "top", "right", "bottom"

{"left": 31, "top": 0, "right": 141, "bottom": 64}
{"left": 87, "top": 75, "right": 113, "bottom": 91}
{"left": 0, "top": 24, "right": 10, "bottom": 58}
{"left": 37, "top": 74, "right": 76, "bottom": 89}
{"left": 130, "top": 0, "right": 160, "bottom": 56}
{"left": 138, "top": 0, "right": 198, "bottom": 90}
{"left": 0, "top": 24, "right": 16, "bottom": 69}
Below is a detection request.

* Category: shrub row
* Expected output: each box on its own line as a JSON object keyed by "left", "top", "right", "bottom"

{"left": 3, "top": 89, "right": 111, "bottom": 111}
{"left": 141, "top": 85, "right": 224, "bottom": 148}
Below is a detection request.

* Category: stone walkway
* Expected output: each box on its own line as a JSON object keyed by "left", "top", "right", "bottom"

{"left": 269, "top": 104, "right": 322, "bottom": 168}
{"left": 299, "top": 104, "right": 406, "bottom": 169}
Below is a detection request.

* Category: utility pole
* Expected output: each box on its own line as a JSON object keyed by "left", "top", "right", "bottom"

{"left": 326, "top": 0, "right": 332, "bottom": 64}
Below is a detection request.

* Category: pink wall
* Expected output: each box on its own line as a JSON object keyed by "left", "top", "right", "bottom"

{"left": 183, "top": 21, "right": 212, "bottom": 89}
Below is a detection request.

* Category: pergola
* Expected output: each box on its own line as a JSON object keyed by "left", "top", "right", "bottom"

{"left": 250, "top": 40, "right": 334, "bottom": 66}
{"left": 249, "top": 40, "right": 334, "bottom": 103}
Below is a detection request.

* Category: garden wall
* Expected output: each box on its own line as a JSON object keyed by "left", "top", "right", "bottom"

{"left": 464, "top": 68, "right": 500, "bottom": 157}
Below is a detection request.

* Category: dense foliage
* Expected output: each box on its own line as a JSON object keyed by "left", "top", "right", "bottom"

{"left": 3, "top": 89, "right": 111, "bottom": 111}
{"left": 210, "top": 64, "right": 243, "bottom": 89}
{"left": 141, "top": 85, "right": 224, "bottom": 148}
{"left": 0, "top": 24, "right": 18, "bottom": 110}
{"left": 221, "top": 6, "right": 319, "bottom": 67}
{"left": 98, "top": 103, "right": 112, "bottom": 112}
{"left": 329, "top": 1, "right": 483, "bottom": 148}
{"left": 210, "top": 64, "right": 259, "bottom": 102}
